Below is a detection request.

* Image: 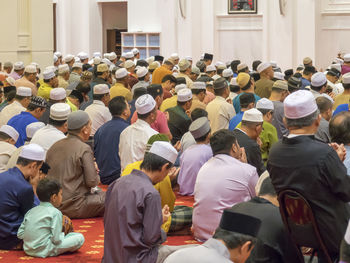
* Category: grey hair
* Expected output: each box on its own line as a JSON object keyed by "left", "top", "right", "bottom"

{"left": 285, "top": 110, "right": 320, "bottom": 128}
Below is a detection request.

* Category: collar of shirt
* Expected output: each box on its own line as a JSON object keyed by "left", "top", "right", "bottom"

{"left": 235, "top": 127, "right": 247, "bottom": 135}
{"left": 287, "top": 134, "right": 314, "bottom": 138}
{"left": 13, "top": 100, "right": 24, "bottom": 107}
{"left": 130, "top": 169, "right": 153, "bottom": 184}
{"left": 12, "top": 166, "right": 27, "bottom": 182}
{"left": 39, "top": 201, "right": 55, "bottom": 208}
{"left": 202, "top": 238, "right": 231, "bottom": 260}
{"left": 214, "top": 96, "right": 227, "bottom": 102}
{"left": 134, "top": 118, "right": 151, "bottom": 128}
{"left": 93, "top": 100, "right": 105, "bottom": 106}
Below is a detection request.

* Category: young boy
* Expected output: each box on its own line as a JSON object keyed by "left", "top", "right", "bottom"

{"left": 17, "top": 179, "right": 85, "bottom": 258}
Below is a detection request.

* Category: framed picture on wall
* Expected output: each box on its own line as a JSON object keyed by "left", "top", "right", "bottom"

{"left": 228, "top": 0, "right": 257, "bottom": 14}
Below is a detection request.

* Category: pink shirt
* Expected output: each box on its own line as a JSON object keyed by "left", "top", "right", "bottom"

{"left": 342, "top": 65, "right": 350, "bottom": 75}
{"left": 131, "top": 109, "right": 170, "bottom": 134}
{"left": 192, "top": 154, "right": 258, "bottom": 241}
{"left": 203, "top": 91, "right": 215, "bottom": 105}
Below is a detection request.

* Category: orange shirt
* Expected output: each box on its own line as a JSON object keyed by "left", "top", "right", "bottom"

{"left": 151, "top": 65, "right": 172, "bottom": 84}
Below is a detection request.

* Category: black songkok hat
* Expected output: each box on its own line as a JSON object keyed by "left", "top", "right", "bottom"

{"left": 204, "top": 53, "right": 213, "bottom": 61}
{"left": 147, "top": 84, "right": 163, "bottom": 98}
{"left": 154, "top": 55, "right": 164, "bottom": 63}
{"left": 219, "top": 210, "right": 261, "bottom": 237}
{"left": 284, "top": 69, "right": 294, "bottom": 77}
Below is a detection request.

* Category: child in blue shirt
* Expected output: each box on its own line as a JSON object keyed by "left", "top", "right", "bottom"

{"left": 18, "top": 178, "right": 85, "bottom": 258}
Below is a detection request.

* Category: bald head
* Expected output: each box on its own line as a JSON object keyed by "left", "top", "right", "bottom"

{"left": 329, "top": 111, "right": 350, "bottom": 145}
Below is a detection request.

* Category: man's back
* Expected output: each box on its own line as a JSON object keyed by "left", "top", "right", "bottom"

{"left": 255, "top": 78, "right": 274, "bottom": 99}
{"left": 267, "top": 135, "right": 350, "bottom": 254}
{"left": 206, "top": 96, "right": 235, "bottom": 133}
{"left": 193, "top": 154, "right": 258, "bottom": 241}
{"left": 167, "top": 105, "right": 191, "bottom": 144}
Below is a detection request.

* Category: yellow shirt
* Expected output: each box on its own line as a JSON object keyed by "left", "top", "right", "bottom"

{"left": 66, "top": 98, "right": 78, "bottom": 112}
{"left": 190, "top": 96, "right": 206, "bottom": 112}
{"left": 160, "top": 95, "right": 178, "bottom": 112}
{"left": 121, "top": 161, "right": 176, "bottom": 232}
{"left": 37, "top": 81, "right": 53, "bottom": 101}
{"left": 333, "top": 94, "right": 350, "bottom": 110}
{"left": 110, "top": 83, "right": 132, "bottom": 102}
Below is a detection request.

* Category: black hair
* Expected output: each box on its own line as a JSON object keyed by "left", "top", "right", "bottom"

{"left": 48, "top": 117, "right": 66, "bottom": 127}
{"left": 147, "top": 84, "right": 163, "bottom": 99}
{"left": 241, "top": 79, "right": 253, "bottom": 91}
{"left": 310, "top": 82, "right": 327, "bottom": 92}
{"left": 140, "top": 152, "right": 173, "bottom": 171}
{"left": 252, "top": 60, "right": 262, "bottom": 71}
{"left": 210, "top": 129, "right": 237, "bottom": 156}
{"left": 92, "top": 93, "right": 105, "bottom": 100}
{"left": 133, "top": 87, "right": 147, "bottom": 100}
{"left": 230, "top": 85, "right": 240, "bottom": 93}
{"left": 17, "top": 156, "right": 42, "bottom": 167}
{"left": 0, "top": 131, "right": 11, "bottom": 141}
{"left": 136, "top": 60, "right": 149, "bottom": 67}
{"left": 191, "top": 108, "right": 208, "bottom": 121}
{"left": 15, "top": 94, "right": 29, "bottom": 101}
{"left": 230, "top": 60, "right": 241, "bottom": 72}
{"left": 36, "top": 178, "right": 61, "bottom": 202}
{"left": 27, "top": 103, "right": 44, "bottom": 111}
{"left": 217, "top": 68, "right": 224, "bottom": 75}
{"left": 239, "top": 93, "right": 255, "bottom": 108}
{"left": 303, "top": 66, "right": 316, "bottom": 75}
{"left": 75, "top": 81, "right": 91, "bottom": 94}
{"left": 259, "top": 177, "right": 276, "bottom": 196}
{"left": 177, "top": 100, "right": 190, "bottom": 107}
{"left": 330, "top": 111, "right": 350, "bottom": 145}
{"left": 161, "top": 74, "right": 177, "bottom": 84}
{"left": 213, "top": 87, "right": 226, "bottom": 96}
{"left": 137, "top": 107, "right": 156, "bottom": 120}
{"left": 69, "top": 90, "right": 84, "bottom": 104}
{"left": 176, "top": 77, "right": 186, "bottom": 85}
{"left": 213, "top": 228, "right": 256, "bottom": 250}
{"left": 82, "top": 64, "right": 92, "bottom": 72}
{"left": 108, "top": 96, "right": 127, "bottom": 116}
{"left": 257, "top": 108, "right": 272, "bottom": 116}
{"left": 316, "top": 96, "right": 333, "bottom": 114}
{"left": 191, "top": 89, "right": 206, "bottom": 95}
{"left": 343, "top": 83, "right": 350, "bottom": 90}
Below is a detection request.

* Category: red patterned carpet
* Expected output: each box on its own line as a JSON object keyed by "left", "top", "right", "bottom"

{"left": 0, "top": 188, "right": 199, "bottom": 262}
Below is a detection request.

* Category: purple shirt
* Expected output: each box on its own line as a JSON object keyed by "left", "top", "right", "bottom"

{"left": 9, "top": 71, "right": 22, "bottom": 81}
{"left": 342, "top": 64, "right": 350, "bottom": 75}
{"left": 178, "top": 144, "right": 213, "bottom": 196}
{"left": 192, "top": 154, "right": 258, "bottom": 241}
{"left": 103, "top": 169, "right": 166, "bottom": 263}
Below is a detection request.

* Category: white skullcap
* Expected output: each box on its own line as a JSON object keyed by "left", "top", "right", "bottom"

{"left": 93, "top": 52, "right": 101, "bottom": 58}
{"left": 311, "top": 72, "right": 327, "bottom": 87}
{"left": 50, "top": 87, "right": 66, "bottom": 100}
{"left": 257, "top": 62, "right": 272, "bottom": 73}
{"left": 256, "top": 98, "right": 274, "bottom": 110}
{"left": 43, "top": 69, "right": 55, "bottom": 80}
{"left": 175, "top": 83, "right": 187, "bottom": 94}
{"left": 270, "top": 61, "right": 277, "bottom": 68}
{"left": 223, "top": 68, "right": 233, "bottom": 78}
{"left": 179, "top": 59, "right": 191, "bottom": 71}
{"left": 101, "top": 58, "right": 112, "bottom": 66}
{"left": 135, "top": 65, "right": 141, "bottom": 72}
{"left": 64, "top": 54, "right": 74, "bottom": 63}
{"left": 109, "top": 52, "right": 117, "bottom": 60}
{"left": 185, "top": 56, "right": 192, "bottom": 61}
{"left": 16, "top": 87, "right": 32, "bottom": 96}
{"left": 320, "top": 93, "right": 334, "bottom": 104}
{"left": 333, "top": 58, "right": 344, "bottom": 65}
{"left": 330, "top": 63, "right": 341, "bottom": 73}
{"left": 206, "top": 64, "right": 216, "bottom": 72}
{"left": 0, "top": 125, "right": 19, "bottom": 142}
{"left": 284, "top": 90, "right": 317, "bottom": 119}
{"left": 50, "top": 103, "right": 71, "bottom": 121}
{"left": 94, "top": 84, "right": 109, "bottom": 95}
{"left": 274, "top": 72, "right": 285, "bottom": 80}
{"left": 124, "top": 60, "right": 135, "bottom": 69}
{"left": 343, "top": 73, "right": 350, "bottom": 84}
{"left": 93, "top": 57, "right": 101, "bottom": 65}
{"left": 215, "top": 61, "right": 225, "bottom": 67}
{"left": 109, "top": 64, "right": 117, "bottom": 72}
{"left": 230, "top": 78, "right": 238, "bottom": 86}
{"left": 177, "top": 88, "right": 192, "bottom": 102}
{"left": 54, "top": 51, "right": 62, "bottom": 58}
{"left": 344, "top": 54, "right": 350, "bottom": 63}
{"left": 72, "top": 62, "right": 83, "bottom": 69}
{"left": 135, "top": 94, "right": 156, "bottom": 114}
{"left": 192, "top": 81, "right": 206, "bottom": 90}
{"left": 103, "top": 53, "right": 110, "bottom": 59}
{"left": 45, "top": 66, "right": 57, "bottom": 73}
{"left": 136, "top": 67, "right": 148, "bottom": 78}
{"left": 146, "top": 56, "right": 155, "bottom": 64}
{"left": 30, "top": 62, "right": 39, "bottom": 69}
{"left": 26, "top": 122, "right": 45, "bottom": 139}
{"left": 125, "top": 52, "right": 134, "bottom": 59}
{"left": 58, "top": 64, "right": 70, "bottom": 74}
{"left": 242, "top": 108, "right": 263, "bottom": 122}
{"left": 200, "top": 53, "right": 204, "bottom": 60}
{"left": 121, "top": 52, "right": 126, "bottom": 58}
{"left": 149, "top": 141, "right": 178, "bottom": 164}
{"left": 74, "top": 57, "right": 81, "bottom": 63}
{"left": 6, "top": 77, "right": 15, "bottom": 86}
{"left": 77, "top": 52, "right": 89, "bottom": 60}
{"left": 19, "top": 143, "right": 45, "bottom": 161}
{"left": 237, "top": 63, "right": 248, "bottom": 71}
{"left": 14, "top": 61, "right": 24, "bottom": 70}
{"left": 170, "top": 53, "right": 179, "bottom": 60}
{"left": 191, "top": 66, "right": 200, "bottom": 75}
{"left": 53, "top": 55, "right": 58, "bottom": 63}
{"left": 132, "top": 48, "right": 139, "bottom": 55}
{"left": 24, "top": 65, "right": 37, "bottom": 74}
{"left": 345, "top": 220, "right": 350, "bottom": 245}
{"left": 115, "top": 68, "right": 128, "bottom": 79}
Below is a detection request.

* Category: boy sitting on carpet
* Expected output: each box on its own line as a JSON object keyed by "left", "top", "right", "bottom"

{"left": 17, "top": 179, "right": 85, "bottom": 258}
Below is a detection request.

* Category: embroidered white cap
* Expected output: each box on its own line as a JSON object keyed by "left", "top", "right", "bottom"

{"left": 185, "top": 56, "right": 192, "bottom": 61}
{"left": 43, "top": 69, "right": 56, "bottom": 80}
{"left": 223, "top": 68, "right": 234, "bottom": 78}
{"left": 343, "top": 73, "right": 350, "bottom": 84}
{"left": 24, "top": 65, "right": 37, "bottom": 74}
{"left": 311, "top": 72, "right": 327, "bottom": 87}
{"left": 77, "top": 52, "right": 89, "bottom": 60}
{"left": 257, "top": 62, "right": 272, "bottom": 73}
{"left": 179, "top": 59, "right": 191, "bottom": 71}
{"left": 132, "top": 48, "right": 139, "bottom": 55}
{"left": 242, "top": 108, "right": 264, "bottom": 122}
{"left": 191, "top": 81, "right": 206, "bottom": 90}
{"left": 274, "top": 72, "right": 285, "bottom": 80}
{"left": 170, "top": 53, "right": 179, "bottom": 60}
{"left": 124, "top": 60, "right": 135, "bottom": 69}
{"left": 256, "top": 98, "right": 274, "bottom": 110}
{"left": 50, "top": 87, "right": 66, "bottom": 100}
{"left": 175, "top": 83, "right": 187, "bottom": 94}
{"left": 237, "top": 63, "right": 248, "bottom": 71}
{"left": 58, "top": 64, "right": 70, "bottom": 74}
{"left": 284, "top": 90, "right": 318, "bottom": 119}
{"left": 135, "top": 94, "right": 156, "bottom": 114}
{"left": 177, "top": 88, "right": 192, "bottom": 102}
{"left": 54, "top": 51, "right": 62, "bottom": 58}
{"left": 206, "top": 64, "right": 216, "bottom": 72}
{"left": 14, "top": 61, "right": 25, "bottom": 70}
{"left": 93, "top": 57, "right": 101, "bottom": 65}
{"left": 125, "top": 52, "right": 134, "bottom": 59}
{"left": 19, "top": 143, "right": 45, "bottom": 161}
{"left": 53, "top": 55, "right": 58, "bottom": 63}
{"left": 26, "top": 122, "right": 45, "bottom": 139}
{"left": 0, "top": 125, "right": 19, "bottom": 142}
{"left": 344, "top": 54, "right": 350, "bottom": 63}
{"left": 64, "top": 54, "right": 74, "bottom": 63}
{"left": 94, "top": 84, "right": 110, "bottom": 95}
{"left": 149, "top": 141, "right": 178, "bottom": 164}
{"left": 93, "top": 52, "right": 101, "bottom": 58}
{"left": 115, "top": 68, "right": 128, "bottom": 79}
{"left": 109, "top": 52, "right": 117, "bottom": 60}
{"left": 72, "top": 62, "right": 83, "bottom": 69}
{"left": 16, "top": 87, "right": 32, "bottom": 96}
{"left": 136, "top": 67, "right": 148, "bottom": 78}
{"left": 50, "top": 103, "right": 71, "bottom": 121}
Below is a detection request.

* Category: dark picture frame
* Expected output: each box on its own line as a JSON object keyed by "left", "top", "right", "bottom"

{"left": 228, "top": 0, "right": 258, "bottom": 14}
